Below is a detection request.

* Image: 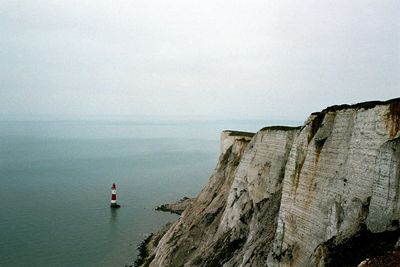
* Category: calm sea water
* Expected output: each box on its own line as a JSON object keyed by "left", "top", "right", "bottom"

{"left": 0, "top": 119, "right": 277, "bottom": 267}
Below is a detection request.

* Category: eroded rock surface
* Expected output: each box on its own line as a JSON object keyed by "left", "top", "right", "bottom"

{"left": 138, "top": 98, "right": 400, "bottom": 267}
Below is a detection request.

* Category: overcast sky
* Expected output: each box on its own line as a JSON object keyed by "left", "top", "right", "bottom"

{"left": 0, "top": 0, "right": 399, "bottom": 120}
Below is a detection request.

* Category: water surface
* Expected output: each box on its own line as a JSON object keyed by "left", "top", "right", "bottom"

{"left": 0, "top": 119, "right": 279, "bottom": 266}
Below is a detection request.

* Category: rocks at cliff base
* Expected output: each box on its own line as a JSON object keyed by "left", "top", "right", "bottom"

{"left": 136, "top": 98, "right": 400, "bottom": 267}
{"left": 155, "top": 197, "right": 194, "bottom": 215}
{"left": 132, "top": 223, "right": 173, "bottom": 267}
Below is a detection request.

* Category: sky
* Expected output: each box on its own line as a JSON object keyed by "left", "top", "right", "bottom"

{"left": 0, "top": 0, "right": 399, "bottom": 120}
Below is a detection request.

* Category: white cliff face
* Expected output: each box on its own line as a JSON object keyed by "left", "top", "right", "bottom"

{"left": 268, "top": 102, "right": 400, "bottom": 267}
{"left": 220, "top": 130, "right": 254, "bottom": 155}
{"left": 141, "top": 99, "right": 400, "bottom": 267}
{"left": 217, "top": 127, "right": 299, "bottom": 267}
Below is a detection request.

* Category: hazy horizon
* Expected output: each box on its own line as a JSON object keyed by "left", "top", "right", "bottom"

{"left": 1, "top": 0, "right": 399, "bottom": 121}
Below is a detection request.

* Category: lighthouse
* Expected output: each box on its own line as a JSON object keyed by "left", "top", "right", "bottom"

{"left": 110, "top": 183, "right": 121, "bottom": 208}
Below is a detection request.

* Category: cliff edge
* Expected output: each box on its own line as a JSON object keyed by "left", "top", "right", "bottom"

{"left": 138, "top": 98, "right": 400, "bottom": 267}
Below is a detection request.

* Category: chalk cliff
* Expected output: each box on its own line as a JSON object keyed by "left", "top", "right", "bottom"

{"left": 139, "top": 98, "right": 400, "bottom": 267}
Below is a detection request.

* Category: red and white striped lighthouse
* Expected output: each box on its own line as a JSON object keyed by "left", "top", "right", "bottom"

{"left": 110, "top": 183, "right": 120, "bottom": 208}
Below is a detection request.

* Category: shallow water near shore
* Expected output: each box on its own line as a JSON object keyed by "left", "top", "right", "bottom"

{"left": 0, "top": 119, "right": 277, "bottom": 266}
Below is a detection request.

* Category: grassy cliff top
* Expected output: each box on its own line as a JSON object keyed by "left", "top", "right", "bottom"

{"left": 223, "top": 130, "right": 255, "bottom": 138}
{"left": 312, "top": 97, "right": 400, "bottom": 115}
{"left": 260, "top": 126, "right": 301, "bottom": 131}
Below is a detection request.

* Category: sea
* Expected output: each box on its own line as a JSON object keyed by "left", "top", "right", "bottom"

{"left": 0, "top": 118, "right": 297, "bottom": 266}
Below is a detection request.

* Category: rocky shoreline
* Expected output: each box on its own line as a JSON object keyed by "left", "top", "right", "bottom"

{"left": 133, "top": 197, "right": 194, "bottom": 267}
{"left": 155, "top": 197, "right": 194, "bottom": 215}
{"left": 133, "top": 223, "right": 172, "bottom": 267}
{"left": 134, "top": 200, "right": 400, "bottom": 267}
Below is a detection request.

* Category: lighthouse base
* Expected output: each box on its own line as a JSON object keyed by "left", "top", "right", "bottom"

{"left": 110, "top": 203, "right": 121, "bottom": 208}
